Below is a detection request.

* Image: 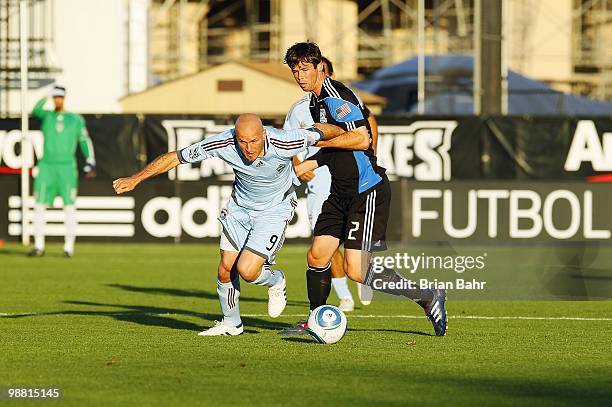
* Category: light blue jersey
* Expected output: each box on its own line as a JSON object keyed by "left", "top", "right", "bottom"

{"left": 284, "top": 94, "right": 332, "bottom": 229}
{"left": 178, "top": 126, "right": 321, "bottom": 211}
{"left": 178, "top": 125, "right": 321, "bottom": 261}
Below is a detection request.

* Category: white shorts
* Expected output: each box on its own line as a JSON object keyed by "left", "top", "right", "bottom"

{"left": 218, "top": 195, "right": 297, "bottom": 262}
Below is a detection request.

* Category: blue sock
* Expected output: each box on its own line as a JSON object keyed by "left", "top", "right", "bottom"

{"left": 217, "top": 279, "right": 241, "bottom": 327}
{"left": 252, "top": 263, "right": 283, "bottom": 287}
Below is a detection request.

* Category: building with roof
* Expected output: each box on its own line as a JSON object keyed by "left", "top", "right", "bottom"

{"left": 120, "top": 60, "right": 385, "bottom": 116}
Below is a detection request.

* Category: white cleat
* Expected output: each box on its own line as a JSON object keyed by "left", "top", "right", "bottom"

{"left": 357, "top": 283, "right": 373, "bottom": 305}
{"left": 197, "top": 320, "right": 243, "bottom": 336}
{"left": 338, "top": 297, "right": 355, "bottom": 312}
{"left": 268, "top": 272, "right": 287, "bottom": 318}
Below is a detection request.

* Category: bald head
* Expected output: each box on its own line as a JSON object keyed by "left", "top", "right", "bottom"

{"left": 235, "top": 113, "right": 265, "bottom": 162}
{"left": 236, "top": 113, "right": 263, "bottom": 134}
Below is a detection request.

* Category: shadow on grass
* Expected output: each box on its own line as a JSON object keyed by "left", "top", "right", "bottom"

{"left": 0, "top": 248, "right": 26, "bottom": 257}
{"left": 2, "top": 300, "right": 292, "bottom": 333}
{"left": 427, "top": 376, "right": 612, "bottom": 406}
{"left": 349, "top": 327, "right": 434, "bottom": 336}
{"left": 107, "top": 283, "right": 310, "bottom": 307}
{"left": 280, "top": 337, "right": 317, "bottom": 344}
{"left": 0, "top": 249, "right": 73, "bottom": 258}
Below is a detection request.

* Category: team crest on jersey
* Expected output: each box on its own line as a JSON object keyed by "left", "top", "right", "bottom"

{"left": 276, "top": 164, "right": 286, "bottom": 173}
{"left": 220, "top": 208, "right": 228, "bottom": 220}
{"left": 319, "top": 108, "right": 327, "bottom": 123}
{"left": 336, "top": 103, "right": 352, "bottom": 119}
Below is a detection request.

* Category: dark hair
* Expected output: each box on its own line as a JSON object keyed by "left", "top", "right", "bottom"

{"left": 284, "top": 42, "right": 322, "bottom": 69}
{"left": 321, "top": 56, "right": 334, "bottom": 76}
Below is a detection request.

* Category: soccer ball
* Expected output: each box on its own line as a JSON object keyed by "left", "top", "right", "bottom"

{"left": 306, "top": 305, "right": 348, "bottom": 344}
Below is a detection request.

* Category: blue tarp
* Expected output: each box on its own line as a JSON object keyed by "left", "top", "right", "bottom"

{"left": 353, "top": 55, "right": 612, "bottom": 116}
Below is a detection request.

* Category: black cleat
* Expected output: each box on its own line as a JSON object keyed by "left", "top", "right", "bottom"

{"left": 423, "top": 289, "right": 447, "bottom": 336}
{"left": 27, "top": 248, "right": 45, "bottom": 257}
{"left": 63, "top": 251, "right": 73, "bottom": 258}
{"left": 278, "top": 320, "right": 309, "bottom": 335}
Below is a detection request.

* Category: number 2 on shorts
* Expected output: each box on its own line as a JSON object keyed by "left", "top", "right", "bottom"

{"left": 347, "top": 221, "right": 360, "bottom": 240}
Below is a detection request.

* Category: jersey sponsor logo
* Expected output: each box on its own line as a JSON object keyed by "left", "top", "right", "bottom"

{"left": 564, "top": 120, "right": 612, "bottom": 171}
{"left": 377, "top": 121, "right": 457, "bottom": 181}
{"left": 55, "top": 122, "right": 64, "bottom": 133}
{"left": 319, "top": 108, "right": 327, "bottom": 123}
{"left": 335, "top": 103, "right": 352, "bottom": 119}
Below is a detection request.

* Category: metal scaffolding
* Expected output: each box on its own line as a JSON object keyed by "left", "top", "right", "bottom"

{"left": 0, "top": 0, "right": 58, "bottom": 117}
{"left": 148, "top": 0, "right": 476, "bottom": 79}
{"left": 572, "top": 0, "right": 612, "bottom": 100}
{"left": 146, "top": 0, "right": 610, "bottom": 101}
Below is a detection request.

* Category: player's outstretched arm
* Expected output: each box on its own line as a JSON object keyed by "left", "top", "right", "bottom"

{"left": 113, "top": 151, "right": 180, "bottom": 194}
{"left": 315, "top": 124, "right": 370, "bottom": 150}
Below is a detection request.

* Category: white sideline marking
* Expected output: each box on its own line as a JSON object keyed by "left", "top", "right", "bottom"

{"left": 1, "top": 312, "right": 611, "bottom": 321}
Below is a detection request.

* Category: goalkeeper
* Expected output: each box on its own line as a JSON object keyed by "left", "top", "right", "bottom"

{"left": 28, "top": 86, "right": 96, "bottom": 257}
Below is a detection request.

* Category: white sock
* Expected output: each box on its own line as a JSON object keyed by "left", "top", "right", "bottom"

{"left": 64, "top": 205, "right": 77, "bottom": 254}
{"left": 252, "top": 263, "right": 283, "bottom": 287}
{"left": 332, "top": 277, "right": 353, "bottom": 300}
{"left": 217, "top": 279, "right": 241, "bottom": 327}
{"left": 33, "top": 203, "right": 46, "bottom": 251}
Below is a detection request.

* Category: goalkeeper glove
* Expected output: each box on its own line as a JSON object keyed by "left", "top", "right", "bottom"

{"left": 83, "top": 160, "right": 96, "bottom": 178}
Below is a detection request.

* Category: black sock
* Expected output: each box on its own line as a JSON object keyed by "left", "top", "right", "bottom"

{"left": 364, "top": 263, "right": 433, "bottom": 304}
{"left": 306, "top": 263, "right": 332, "bottom": 311}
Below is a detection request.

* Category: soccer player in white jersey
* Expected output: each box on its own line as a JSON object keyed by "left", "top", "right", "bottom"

{"left": 113, "top": 114, "right": 369, "bottom": 336}
{"left": 285, "top": 56, "right": 380, "bottom": 311}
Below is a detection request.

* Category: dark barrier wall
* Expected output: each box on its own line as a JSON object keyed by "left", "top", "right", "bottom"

{"left": 1, "top": 115, "right": 611, "bottom": 242}
{"left": 483, "top": 117, "right": 612, "bottom": 179}
{"left": 2, "top": 115, "right": 611, "bottom": 180}
{"left": 1, "top": 178, "right": 610, "bottom": 243}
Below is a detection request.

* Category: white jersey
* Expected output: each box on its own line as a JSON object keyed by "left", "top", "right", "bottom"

{"left": 284, "top": 94, "right": 331, "bottom": 200}
{"left": 178, "top": 126, "right": 321, "bottom": 211}
{"left": 284, "top": 94, "right": 319, "bottom": 160}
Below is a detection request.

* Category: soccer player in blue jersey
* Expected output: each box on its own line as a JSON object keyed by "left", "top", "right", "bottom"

{"left": 281, "top": 42, "right": 447, "bottom": 336}
{"left": 113, "top": 113, "right": 370, "bottom": 336}
{"left": 285, "top": 56, "right": 381, "bottom": 311}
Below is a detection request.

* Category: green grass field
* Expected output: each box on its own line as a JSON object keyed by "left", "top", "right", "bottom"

{"left": 1, "top": 243, "right": 611, "bottom": 406}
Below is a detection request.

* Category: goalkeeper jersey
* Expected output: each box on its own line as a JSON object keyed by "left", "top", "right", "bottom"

{"left": 32, "top": 98, "right": 95, "bottom": 165}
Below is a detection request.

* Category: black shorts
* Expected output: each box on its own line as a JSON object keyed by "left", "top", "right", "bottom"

{"left": 314, "top": 179, "right": 390, "bottom": 252}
